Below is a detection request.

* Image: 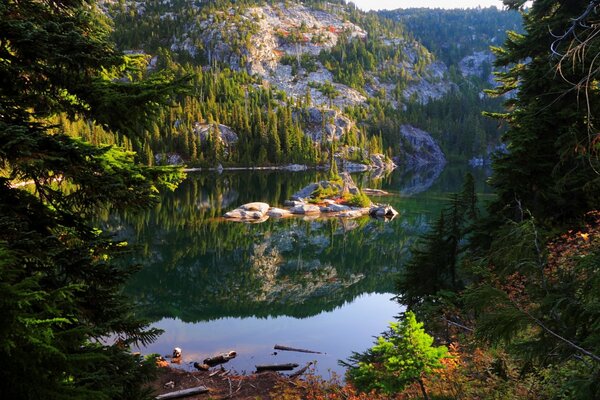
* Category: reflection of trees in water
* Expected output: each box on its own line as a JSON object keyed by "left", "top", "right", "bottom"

{"left": 102, "top": 172, "right": 430, "bottom": 323}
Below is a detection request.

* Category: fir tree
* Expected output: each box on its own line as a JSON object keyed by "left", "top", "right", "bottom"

{"left": 0, "top": 0, "right": 185, "bottom": 398}
{"left": 488, "top": 0, "right": 600, "bottom": 222}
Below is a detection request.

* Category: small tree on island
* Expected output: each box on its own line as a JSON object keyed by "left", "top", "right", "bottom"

{"left": 345, "top": 311, "right": 449, "bottom": 400}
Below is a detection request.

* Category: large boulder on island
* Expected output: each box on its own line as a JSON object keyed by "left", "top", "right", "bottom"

{"left": 267, "top": 207, "right": 293, "bottom": 218}
{"left": 240, "top": 202, "right": 270, "bottom": 214}
{"left": 290, "top": 204, "right": 321, "bottom": 215}
{"left": 340, "top": 172, "right": 360, "bottom": 195}
{"left": 369, "top": 204, "right": 399, "bottom": 219}
{"left": 224, "top": 202, "right": 270, "bottom": 220}
{"left": 291, "top": 183, "right": 321, "bottom": 201}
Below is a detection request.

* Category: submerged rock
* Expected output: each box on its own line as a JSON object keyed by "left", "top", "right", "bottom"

{"left": 363, "top": 188, "right": 389, "bottom": 196}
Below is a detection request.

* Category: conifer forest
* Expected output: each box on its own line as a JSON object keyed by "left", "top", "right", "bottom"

{"left": 1, "top": 0, "right": 599, "bottom": 399}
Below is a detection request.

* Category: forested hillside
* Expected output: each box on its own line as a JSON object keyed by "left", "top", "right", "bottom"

{"left": 382, "top": 7, "right": 523, "bottom": 160}
{"left": 53, "top": 0, "right": 520, "bottom": 167}
{"left": 4, "top": 0, "right": 600, "bottom": 398}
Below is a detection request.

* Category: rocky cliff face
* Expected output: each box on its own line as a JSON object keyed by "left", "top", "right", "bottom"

{"left": 294, "top": 107, "right": 354, "bottom": 141}
{"left": 164, "top": 2, "right": 450, "bottom": 110}
{"left": 394, "top": 124, "right": 446, "bottom": 167}
{"left": 106, "top": 0, "right": 450, "bottom": 166}
{"left": 459, "top": 51, "right": 495, "bottom": 84}
{"left": 194, "top": 123, "right": 239, "bottom": 146}
{"left": 403, "top": 61, "right": 456, "bottom": 104}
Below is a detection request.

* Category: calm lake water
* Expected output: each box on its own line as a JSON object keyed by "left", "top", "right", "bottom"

{"left": 105, "top": 165, "right": 491, "bottom": 376}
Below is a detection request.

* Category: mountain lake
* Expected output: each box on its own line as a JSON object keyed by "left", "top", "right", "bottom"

{"left": 102, "top": 165, "right": 492, "bottom": 377}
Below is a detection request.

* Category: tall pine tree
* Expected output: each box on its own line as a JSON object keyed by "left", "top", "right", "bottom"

{"left": 0, "top": 0, "right": 186, "bottom": 398}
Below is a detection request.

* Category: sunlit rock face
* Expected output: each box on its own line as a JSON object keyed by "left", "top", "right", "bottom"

{"left": 394, "top": 124, "right": 446, "bottom": 168}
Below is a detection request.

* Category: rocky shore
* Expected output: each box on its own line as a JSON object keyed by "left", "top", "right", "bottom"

{"left": 223, "top": 173, "right": 398, "bottom": 222}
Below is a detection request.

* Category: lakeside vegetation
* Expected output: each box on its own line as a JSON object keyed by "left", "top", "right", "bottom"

{"left": 1, "top": 0, "right": 599, "bottom": 399}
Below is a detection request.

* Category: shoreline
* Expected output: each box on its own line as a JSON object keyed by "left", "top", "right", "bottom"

{"left": 183, "top": 163, "right": 397, "bottom": 173}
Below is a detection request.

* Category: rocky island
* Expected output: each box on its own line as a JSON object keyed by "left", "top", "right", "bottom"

{"left": 224, "top": 172, "right": 397, "bottom": 222}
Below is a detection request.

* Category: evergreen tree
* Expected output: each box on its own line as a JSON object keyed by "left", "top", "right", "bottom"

{"left": 0, "top": 0, "right": 185, "bottom": 398}
{"left": 488, "top": 0, "right": 600, "bottom": 222}
{"left": 345, "top": 311, "right": 449, "bottom": 400}
{"left": 397, "top": 174, "right": 478, "bottom": 309}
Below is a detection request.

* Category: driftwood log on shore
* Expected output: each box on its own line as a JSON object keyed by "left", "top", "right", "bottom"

{"left": 155, "top": 386, "right": 209, "bottom": 400}
{"left": 255, "top": 363, "right": 299, "bottom": 372}
{"left": 203, "top": 351, "right": 237, "bottom": 366}
{"left": 274, "top": 344, "right": 322, "bottom": 354}
{"left": 289, "top": 362, "right": 314, "bottom": 379}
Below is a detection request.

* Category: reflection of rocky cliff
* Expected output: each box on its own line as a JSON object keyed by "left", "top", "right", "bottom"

{"left": 106, "top": 172, "right": 429, "bottom": 322}
{"left": 394, "top": 163, "right": 445, "bottom": 196}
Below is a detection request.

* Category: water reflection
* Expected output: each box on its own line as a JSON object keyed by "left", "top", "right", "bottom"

{"left": 104, "top": 165, "right": 487, "bottom": 375}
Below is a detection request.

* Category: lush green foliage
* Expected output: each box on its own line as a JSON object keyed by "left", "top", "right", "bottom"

{"left": 0, "top": 0, "right": 184, "bottom": 398}
{"left": 345, "top": 192, "right": 371, "bottom": 208}
{"left": 346, "top": 312, "right": 449, "bottom": 398}
{"left": 383, "top": 2, "right": 600, "bottom": 399}
{"left": 488, "top": 0, "right": 600, "bottom": 222}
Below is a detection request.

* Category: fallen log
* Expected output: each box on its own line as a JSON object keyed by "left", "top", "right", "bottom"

{"left": 289, "top": 362, "right": 314, "bottom": 379}
{"left": 155, "top": 386, "right": 209, "bottom": 400}
{"left": 255, "top": 363, "right": 299, "bottom": 372}
{"left": 193, "top": 362, "right": 210, "bottom": 371}
{"left": 363, "top": 188, "right": 389, "bottom": 196}
{"left": 203, "top": 351, "right": 237, "bottom": 367}
{"left": 274, "top": 345, "right": 322, "bottom": 354}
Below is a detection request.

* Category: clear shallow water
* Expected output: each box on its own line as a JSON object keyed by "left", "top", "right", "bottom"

{"left": 141, "top": 292, "right": 400, "bottom": 375}
{"left": 105, "top": 165, "right": 491, "bottom": 376}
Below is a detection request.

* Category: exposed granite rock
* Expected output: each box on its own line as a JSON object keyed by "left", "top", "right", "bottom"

{"left": 340, "top": 172, "right": 359, "bottom": 195}
{"left": 290, "top": 204, "right": 321, "bottom": 215}
{"left": 224, "top": 172, "right": 397, "bottom": 222}
{"left": 241, "top": 202, "right": 270, "bottom": 214}
{"left": 294, "top": 107, "right": 355, "bottom": 141}
{"left": 291, "top": 183, "right": 320, "bottom": 201}
{"left": 224, "top": 202, "right": 270, "bottom": 220}
{"left": 370, "top": 204, "right": 399, "bottom": 219}
{"left": 459, "top": 51, "right": 495, "bottom": 84}
{"left": 154, "top": 153, "right": 184, "bottom": 165}
{"left": 403, "top": 61, "right": 456, "bottom": 104}
{"left": 320, "top": 203, "right": 350, "bottom": 213}
{"left": 194, "top": 123, "right": 239, "bottom": 146}
{"left": 370, "top": 153, "right": 396, "bottom": 170}
{"left": 267, "top": 207, "right": 293, "bottom": 218}
{"left": 394, "top": 124, "right": 446, "bottom": 167}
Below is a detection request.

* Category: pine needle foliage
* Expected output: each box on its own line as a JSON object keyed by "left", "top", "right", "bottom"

{"left": 345, "top": 311, "right": 449, "bottom": 400}
{"left": 0, "top": 0, "right": 186, "bottom": 398}
{"left": 487, "top": 0, "right": 600, "bottom": 223}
